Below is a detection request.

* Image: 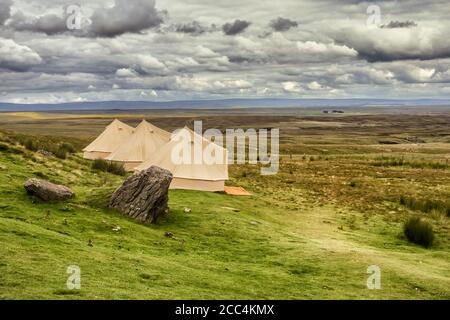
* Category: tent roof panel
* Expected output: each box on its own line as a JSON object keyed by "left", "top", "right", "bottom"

{"left": 83, "top": 119, "right": 134, "bottom": 153}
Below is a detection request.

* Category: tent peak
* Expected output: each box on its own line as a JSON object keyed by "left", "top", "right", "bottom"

{"left": 105, "top": 118, "right": 171, "bottom": 164}
{"left": 136, "top": 119, "right": 148, "bottom": 127}
{"left": 108, "top": 119, "right": 131, "bottom": 129}
{"left": 109, "top": 118, "right": 121, "bottom": 125}
{"left": 83, "top": 118, "right": 134, "bottom": 154}
{"left": 136, "top": 119, "right": 158, "bottom": 132}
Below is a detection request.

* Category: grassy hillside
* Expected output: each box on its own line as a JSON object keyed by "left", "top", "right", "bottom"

{"left": 0, "top": 129, "right": 449, "bottom": 299}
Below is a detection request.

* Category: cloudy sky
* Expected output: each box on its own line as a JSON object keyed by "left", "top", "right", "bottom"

{"left": 1, "top": 0, "right": 450, "bottom": 103}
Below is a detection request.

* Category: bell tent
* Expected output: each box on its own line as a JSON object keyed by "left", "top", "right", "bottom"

{"left": 134, "top": 126, "right": 228, "bottom": 192}
{"left": 83, "top": 119, "right": 134, "bottom": 160}
{"left": 105, "top": 119, "right": 171, "bottom": 171}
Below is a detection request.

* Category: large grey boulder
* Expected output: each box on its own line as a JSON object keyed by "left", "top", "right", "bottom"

{"left": 110, "top": 166, "right": 173, "bottom": 224}
{"left": 24, "top": 178, "right": 75, "bottom": 201}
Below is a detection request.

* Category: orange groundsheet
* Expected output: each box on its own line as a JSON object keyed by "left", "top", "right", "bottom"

{"left": 224, "top": 186, "right": 252, "bottom": 196}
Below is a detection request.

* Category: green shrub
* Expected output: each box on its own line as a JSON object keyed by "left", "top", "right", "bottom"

{"left": 399, "top": 196, "right": 450, "bottom": 216}
{"left": 92, "top": 159, "right": 126, "bottom": 176}
{"left": 107, "top": 161, "right": 126, "bottom": 176}
{"left": 59, "top": 142, "right": 76, "bottom": 153}
{"left": 403, "top": 217, "right": 434, "bottom": 248}
{"left": 8, "top": 146, "right": 24, "bottom": 154}
{"left": 54, "top": 148, "right": 67, "bottom": 159}
{"left": 373, "top": 157, "right": 449, "bottom": 170}
{"left": 399, "top": 195, "right": 406, "bottom": 206}
{"left": 24, "top": 139, "right": 38, "bottom": 152}
{"left": 0, "top": 143, "right": 9, "bottom": 151}
{"left": 7, "top": 131, "right": 79, "bottom": 160}
{"left": 33, "top": 171, "right": 48, "bottom": 179}
{"left": 92, "top": 158, "right": 109, "bottom": 171}
{"left": 378, "top": 140, "right": 399, "bottom": 145}
{"left": 23, "top": 153, "right": 38, "bottom": 162}
{"left": 0, "top": 134, "right": 12, "bottom": 144}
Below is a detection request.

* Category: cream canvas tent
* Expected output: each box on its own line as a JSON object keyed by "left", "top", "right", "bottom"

{"left": 105, "top": 120, "right": 171, "bottom": 171}
{"left": 134, "top": 126, "right": 228, "bottom": 192}
{"left": 83, "top": 119, "right": 134, "bottom": 160}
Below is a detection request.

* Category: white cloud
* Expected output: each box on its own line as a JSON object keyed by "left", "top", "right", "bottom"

{"left": 195, "top": 45, "right": 219, "bottom": 58}
{"left": 282, "top": 81, "right": 303, "bottom": 93}
{"left": 140, "top": 89, "right": 158, "bottom": 97}
{"left": 116, "top": 68, "right": 138, "bottom": 78}
{"left": 134, "top": 54, "right": 166, "bottom": 72}
{"left": 396, "top": 66, "right": 435, "bottom": 82}
{"left": 166, "top": 57, "right": 200, "bottom": 70}
{"left": 307, "top": 81, "right": 322, "bottom": 90}
{"left": 0, "top": 38, "right": 42, "bottom": 71}
{"left": 296, "top": 41, "right": 357, "bottom": 58}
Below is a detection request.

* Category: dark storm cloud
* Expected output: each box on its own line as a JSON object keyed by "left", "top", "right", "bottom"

{"left": 7, "top": 11, "right": 67, "bottom": 35}
{"left": 89, "top": 0, "right": 164, "bottom": 37}
{"left": 381, "top": 20, "right": 417, "bottom": 29}
{"left": 175, "top": 21, "right": 206, "bottom": 35}
{"left": 4, "top": 0, "right": 164, "bottom": 37}
{"left": 332, "top": 25, "right": 450, "bottom": 62}
{"left": 0, "top": 0, "right": 13, "bottom": 25}
{"left": 358, "top": 37, "right": 450, "bottom": 62}
{"left": 222, "top": 19, "right": 251, "bottom": 35}
{"left": 269, "top": 17, "right": 298, "bottom": 32}
{"left": 227, "top": 55, "right": 255, "bottom": 63}
{"left": 357, "top": 50, "right": 450, "bottom": 63}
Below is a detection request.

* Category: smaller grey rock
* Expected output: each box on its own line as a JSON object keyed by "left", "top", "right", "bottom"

{"left": 37, "top": 149, "right": 54, "bottom": 157}
{"left": 24, "top": 178, "right": 74, "bottom": 201}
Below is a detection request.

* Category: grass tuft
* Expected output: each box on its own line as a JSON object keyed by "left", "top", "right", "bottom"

{"left": 399, "top": 195, "right": 450, "bottom": 216}
{"left": 373, "top": 157, "right": 449, "bottom": 170}
{"left": 0, "top": 142, "right": 10, "bottom": 151}
{"left": 92, "top": 159, "right": 126, "bottom": 176}
{"left": 403, "top": 217, "right": 434, "bottom": 248}
{"left": 3, "top": 132, "right": 79, "bottom": 160}
{"left": 54, "top": 148, "right": 67, "bottom": 159}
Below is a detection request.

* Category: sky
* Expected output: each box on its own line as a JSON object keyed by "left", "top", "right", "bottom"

{"left": 0, "top": 0, "right": 450, "bottom": 103}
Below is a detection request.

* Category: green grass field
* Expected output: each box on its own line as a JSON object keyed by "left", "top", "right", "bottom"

{"left": 0, "top": 111, "right": 449, "bottom": 299}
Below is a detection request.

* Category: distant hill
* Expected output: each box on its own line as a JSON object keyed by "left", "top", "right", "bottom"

{"left": 1, "top": 98, "right": 450, "bottom": 112}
